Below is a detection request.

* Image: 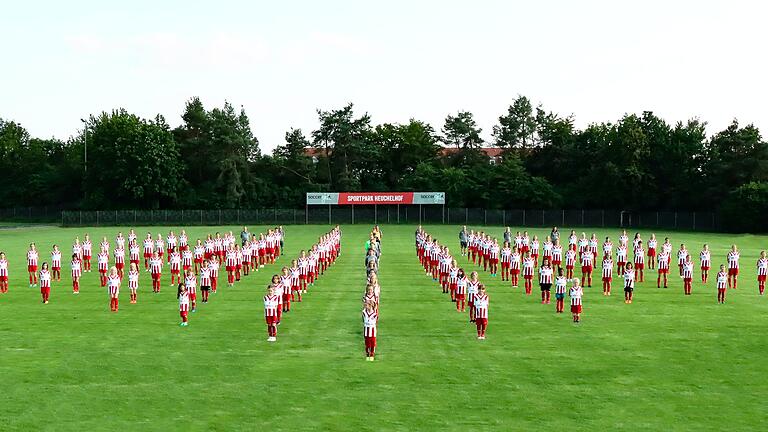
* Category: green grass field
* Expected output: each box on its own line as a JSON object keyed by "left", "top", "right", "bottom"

{"left": 0, "top": 224, "right": 766, "bottom": 431}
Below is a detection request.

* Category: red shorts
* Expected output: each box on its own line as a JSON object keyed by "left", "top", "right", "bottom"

{"left": 701, "top": 266, "right": 710, "bottom": 271}
{"left": 265, "top": 315, "right": 277, "bottom": 325}
{"left": 524, "top": 274, "right": 533, "bottom": 280}
{"left": 151, "top": 272, "right": 161, "bottom": 280}
{"left": 728, "top": 268, "right": 739, "bottom": 276}
{"left": 364, "top": 335, "right": 376, "bottom": 349}
{"left": 144, "top": 253, "right": 152, "bottom": 258}
{"left": 456, "top": 293, "right": 465, "bottom": 301}
{"left": 490, "top": 258, "right": 499, "bottom": 265}
{"left": 204, "top": 252, "right": 213, "bottom": 260}
{"left": 511, "top": 269, "right": 520, "bottom": 275}
{"left": 521, "top": 246, "right": 529, "bottom": 254}
{"left": 83, "top": 254, "right": 91, "bottom": 260}
{"left": 602, "top": 276, "right": 612, "bottom": 282}
{"left": 53, "top": 266, "right": 61, "bottom": 271}
{"left": 634, "top": 263, "right": 644, "bottom": 270}
{"left": 571, "top": 304, "right": 583, "bottom": 314}
{"left": 566, "top": 265, "right": 574, "bottom": 270}
{"left": 171, "top": 269, "right": 180, "bottom": 275}
{"left": 475, "top": 317, "right": 488, "bottom": 326}
{"left": 299, "top": 274, "right": 307, "bottom": 280}
{"left": 130, "top": 259, "right": 139, "bottom": 265}
{"left": 758, "top": 275, "right": 767, "bottom": 282}
{"left": 226, "top": 265, "right": 234, "bottom": 272}
{"left": 194, "top": 258, "right": 203, "bottom": 264}
{"left": 718, "top": 288, "right": 727, "bottom": 293}
{"left": 552, "top": 260, "right": 561, "bottom": 266}
{"left": 190, "top": 293, "right": 197, "bottom": 301}
{"left": 236, "top": 264, "right": 241, "bottom": 270}
{"left": 501, "top": 262, "right": 510, "bottom": 269}
{"left": 28, "top": 265, "right": 38, "bottom": 272}
{"left": 116, "top": 263, "right": 124, "bottom": 270}
{"left": 684, "top": 277, "right": 692, "bottom": 283}
{"left": 259, "top": 250, "right": 266, "bottom": 257}
{"left": 648, "top": 249, "right": 656, "bottom": 257}
{"left": 0, "top": 275, "right": 7, "bottom": 281}
{"left": 266, "top": 248, "right": 274, "bottom": 255}
{"left": 582, "top": 265, "right": 593, "bottom": 273}
{"left": 658, "top": 268, "right": 669, "bottom": 274}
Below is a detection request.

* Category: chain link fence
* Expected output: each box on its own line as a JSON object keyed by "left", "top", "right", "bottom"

{"left": 0, "top": 207, "right": 703, "bottom": 231}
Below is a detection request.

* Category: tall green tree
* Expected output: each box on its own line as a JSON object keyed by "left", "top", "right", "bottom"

{"left": 493, "top": 96, "right": 537, "bottom": 149}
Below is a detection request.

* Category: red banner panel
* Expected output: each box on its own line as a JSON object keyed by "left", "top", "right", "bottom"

{"left": 337, "top": 192, "right": 414, "bottom": 205}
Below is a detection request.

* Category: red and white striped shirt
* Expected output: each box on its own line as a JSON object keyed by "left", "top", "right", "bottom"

{"left": 700, "top": 250, "right": 711, "bottom": 268}
{"left": 114, "top": 248, "right": 125, "bottom": 264}
{"left": 727, "top": 251, "right": 740, "bottom": 269}
{"left": 40, "top": 269, "right": 51, "bottom": 288}
{"left": 97, "top": 252, "right": 109, "bottom": 271}
{"left": 194, "top": 245, "right": 204, "bottom": 260}
{"left": 565, "top": 250, "right": 576, "bottom": 267}
{"left": 602, "top": 259, "right": 613, "bottom": 278}
{"left": 143, "top": 239, "right": 154, "bottom": 254}
{"left": 530, "top": 241, "right": 540, "bottom": 256}
{"left": 455, "top": 277, "right": 467, "bottom": 295}
{"left": 71, "top": 259, "right": 82, "bottom": 277}
{"left": 27, "top": 250, "right": 39, "bottom": 266}
{"left": 185, "top": 274, "right": 196, "bottom": 294}
{"left": 169, "top": 253, "right": 181, "bottom": 271}
{"left": 624, "top": 269, "right": 635, "bottom": 288}
{"left": 264, "top": 294, "right": 279, "bottom": 317}
{"left": 555, "top": 276, "right": 567, "bottom": 294}
{"left": 209, "top": 262, "right": 219, "bottom": 278}
{"left": 683, "top": 261, "right": 694, "bottom": 279}
{"left": 51, "top": 251, "right": 62, "bottom": 269}
{"left": 363, "top": 310, "right": 378, "bottom": 337}
{"left": 226, "top": 251, "right": 237, "bottom": 267}
{"left": 82, "top": 241, "right": 92, "bottom": 256}
{"left": 581, "top": 251, "right": 594, "bottom": 267}
{"left": 200, "top": 268, "right": 211, "bottom": 286}
{"left": 634, "top": 248, "right": 645, "bottom": 265}
{"left": 182, "top": 250, "right": 193, "bottom": 268}
{"left": 0, "top": 259, "right": 8, "bottom": 276}
{"left": 474, "top": 293, "right": 489, "bottom": 318}
{"left": 757, "top": 258, "right": 768, "bottom": 276}
{"left": 569, "top": 286, "right": 583, "bottom": 306}
{"left": 73, "top": 243, "right": 83, "bottom": 259}
{"left": 128, "top": 270, "right": 139, "bottom": 289}
{"left": 150, "top": 258, "right": 163, "bottom": 274}
{"left": 107, "top": 275, "right": 120, "bottom": 296}
{"left": 130, "top": 244, "right": 140, "bottom": 261}
{"left": 678, "top": 249, "right": 689, "bottom": 264}
{"left": 539, "top": 266, "right": 553, "bottom": 284}
{"left": 616, "top": 246, "right": 627, "bottom": 263}
{"left": 523, "top": 258, "right": 534, "bottom": 276}
{"left": 179, "top": 291, "right": 190, "bottom": 312}
{"left": 716, "top": 271, "right": 727, "bottom": 289}
{"left": 658, "top": 252, "right": 670, "bottom": 269}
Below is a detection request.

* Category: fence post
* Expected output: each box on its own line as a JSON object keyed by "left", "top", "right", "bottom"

{"left": 237, "top": 209, "right": 240, "bottom": 224}
{"left": 61, "top": 211, "right": 64, "bottom": 226}
{"left": 674, "top": 212, "right": 678, "bottom": 228}
{"left": 405, "top": 206, "right": 407, "bottom": 224}
{"left": 581, "top": 209, "right": 585, "bottom": 226}
{"left": 446, "top": 206, "right": 449, "bottom": 224}
{"left": 541, "top": 209, "right": 544, "bottom": 226}
{"left": 656, "top": 212, "right": 659, "bottom": 226}
{"left": 602, "top": 210, "right": 605, "bottom": 227}
{"left": 352, "top": 205, "right": 355, "bottom": 225}
{"left": 387, "top": 207, "right": 390, "bottom": 224}
{"left": 442, "top": 204, "right": 445, "bottom": 224}
{"left": 328, "top": 205, "right": 331, "bottom": 225}
{"left": 396, "top": 205, "right": 399, "bottom": 224}
{"left": 97, "top": 210, "right": 99, "bottom": 226}
{"left": 419, "top": 205, "right": 423, "bottom": 225}
{"left": 484, "top": 209, "right": 487, "bottom": 225}
{"left": 218, "top": 209, "right": 222, "bottom": 225}
{"left": 80, "top": 211, "right": 82, "bottom": 226}
{"left": 502, "top": 210, "right": 505, "bottom": 227}
{"left": 465, "top": 208, "right": 468, "bottom": 224}
{"left": 712, "top": 213, "right": 715, "bottom": 230}
{"left": 693, "top": 212, "right": 696, "bottom": 231}
{"left": 561, "top": 209, "right": 565, "bottom": 226}
{"left": 523, "top": 209, "right": 526, "bottom": 226}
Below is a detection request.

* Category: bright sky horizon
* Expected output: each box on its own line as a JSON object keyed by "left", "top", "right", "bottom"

{"left": 2, "top": 0, "right": 766, "bottom": 152}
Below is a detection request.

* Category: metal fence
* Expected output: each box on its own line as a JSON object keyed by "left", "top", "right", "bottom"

{"left": 1, "top": 207, "right": 715, "bottom": 231}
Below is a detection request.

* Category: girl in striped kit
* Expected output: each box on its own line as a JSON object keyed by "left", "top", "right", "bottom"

{"left": 97, "top": 249, "right": 109, "bottom": 287}
{"left": 39, "top": 262, "right": 51, "bottom": 304}
{"left": 602, "top": 254, "right": 613, "bottom": 296}
{"left": 71, "top": 253, "right": 82, "bottom": 294}
{"left": 200, "top": 260, "right": 211, "bottom": 303}
{"left": 569, "top": 278, "right": 583, "bottom": 323}
{"left": 522, "top": 253, "right": 534, "bottom": 295}
{"left": 757, "top": 251, "right": 768, "bottom": 295}
{"left": 0, "top": 252, "right": 9, "bottom": 293}
{"left": 27, "top": 243, "right": 39, "bottom": 287}
{"left": 682, "top": 255, "right": 694, "bottom": 295}
{"left": 264, "top": 284, "right": 279, "bottom": 340}
{"left": 624, "top": 262, "right": 635, "bottom": 304}
{"left": 467, "top": 271, "right": 480, "bottom": 323}
{"left": 455, "top": 269, "right": 467, "bottom": 313}
{"left": 51, "top": 245, "right": 62, "bottom": 281}
{"left": 474, "top": 284, "right": 489, "bottom": 340}
{"left": 107, "top": 267, "right": 120, "bottom": 312}
{"left": 716, "top": 264, "right": 728, "bottom": 304}
{"left": 185, "top": 269, "right": 197, "bottom": 312}
{"left": 539, "top": 259, "right": 553, "bottom": 304}
{"left": 169, "top": 247, "right": 181, "bottom": 286}
{"left": 363, "top": 301, "right": 378, "bottom": 361}
{"left": 700, "top": 244, "right": 711, "bottom": 283}
{"left": 128, "top": 263, "right": 139, "bottom": 304}
{"left": 554, "top": 268, "right": 567, "bottom": 313}
{"left": 178, "top": 282, "right": 190, "bottom": 327}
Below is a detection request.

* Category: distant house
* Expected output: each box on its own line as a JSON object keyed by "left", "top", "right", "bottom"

{"left": 438, "top": 147, "right": 505, "bottom": 165}
{"left": 303, "top": 147, "right": 505, "bottom": 164}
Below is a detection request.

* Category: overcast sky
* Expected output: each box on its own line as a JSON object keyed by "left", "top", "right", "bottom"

{"left": 2, "top": 0, "right": 765, "bottom": 151}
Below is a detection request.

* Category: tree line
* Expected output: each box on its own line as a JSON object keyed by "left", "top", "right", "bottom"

{"left": 1, "top": 96, "right": 766, "bottom": 231}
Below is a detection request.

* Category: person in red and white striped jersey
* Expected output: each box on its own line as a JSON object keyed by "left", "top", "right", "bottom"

{"left": 234, "top": 244, "right": 243, "bottom": 282}
{"left": 280, "top": 267, "right": 292, "bottom": 312}
{"left": 99, "top": 236, "right": 110, "bottom": 256}
{"left": 633, "top": 241, "right": 645, "bottom": 282}
{"left": 225, "top": 246, "right": 238, "bottom": 287}
{"left": 143, "top": 233, "right": 154, "bottom": 270}
{"left": 624, "top": 262, "right": 635, "bottom": 304}
{"left": 657, "top": 249, "right": 670, "bottom": 288}
{"left": 204, "top": 235, "right": 214, "bottom": 261}
{"left": 128, "top": 263, "right": 139, "bottom": 304}
{"left": 200, "top": 260, "right": 211, "bottom": 303}
{"left": 155, "top": 234, "right": 165, "bottom": 262}
{"left": 569, "top": 278, "right": 583, "bottom": 323}
{"left": 602, "top": 254, "right": 613, "bottom": 296}
{"left": 51, "top": 245, "right": 62, "bottom": 282}
{"left": 97, "top": 249, "right": 109, "bottom": 287}
{"left": 564, "top": 248, "right": 576, "bottom": 280}
{"left": 82, "top": 235, "right": 92, "bottom": 272}
{"left": 682, "top": 255, "right": 694, "bottom": 295}
{"left": 149, "top": 252, "right": 163, "bottom": 293}
{"left": 178, "top": 283, "right": 190, "bottom": 327}
{"left": 0, "top": 252, "right": 9, "bottom": 293}
{"left": 530, "top": 236, "right": 540, "bottom": 268}
{"left": 194, "top": 240, "right": 205, "bottom": 274}
{"left": 510, "top": 247, "right": 521, "bottom": 288}
{"left": 756, "top": 251, "right": 767, "bottom": 295}
{"left": 489, "top": 240, "right": 500, "bottom": 277}
{"left": 129, "top": 241, "right": 140, "bottom": 271}
{"left": 363, "top": 301, "right": 378, "bottom": 360}
{"left": 580, "top": 249, "right": 594, "bottom": 288}
{"left": 298, "top": 251, "right": 309, "bottom": 292}
{"left": 455, "top": 269, "right": 467, "bottom": 313}
{"left": 264, "top": 284, "right": 279, "bottom": 340}
{"left": 39, "top": 262, "right": 51, "bottom": 304}
{"left": 539, "top": 259, "right": 553, "bottom": 304}
{"left": 169, "top": 248, "right": 182, "bottom": 286}
{"left": 700, "top": 244, "right": 711, "bottom": 283}
{"left": 467, "top": 271, "right": 480, "bottom": 322}
{"left": 127, "top": 229, "right": 137, "bottom": 245}
{"left": 448, "top": 260, "right": 458, "bottom": 302}
{"left": 588, "top": 234, "right": 599, "bottom": 265}
{"left": 552, "top": 241, "right": 563, "bottom": 272}
{"left": 115, "top": 232, "right": 125, "bottom": 251}
{"left": 179, "top": 230, "right": 188, "bottom": 251}
{"left": 290, "top": 260, "right": 301, "bottom": 302}
{"left": 209, "top": 256, "right": 220, "bottom": 293}
{"left": 182, "top": 248, "right": 193, "bottom": 274}
{"left": 647, "top": 234, "right": 658, "bottom": 270}
{"left": 114, "top": 244, "right": 125, "bottom": 279}
{"left": 522, "top": 253, "right": 535, "bottom": 295}
{"left": 27, "top": 243, "right": 39, "bottom": 288}
{"left": 474, "top": 284, "right": 489, "bottom": 340}
{"left": 439, "top": 248, "right": 452, "bottom": 292}
{"left": 70, "top": 253, "right": 82, "bottom": 294}
{"left": 616, "top": 243, "right": 628, "bottom": 276}
{"left": 166, "top": 231, "right": 177, "bottom": 261}
{"left": 677, "top": 244, "right": 689, "bottom": 277}
{"left": 242, "top": 241, "right": 252, "bottom": 276}
{"left": 542, "top": 237, "right": 553, "bottom": 266}
{"left": 554, "top": 269, "right": 567, "bottom": 313}
{"left": 185, "top": 269, "right": 197, "bottom": 312}
{"left": 727, "top": 245, "right": 740, "bottom": 289}
{"left": 500, "top": 242, "right": 512, "bottom": 282}
{"left": 107, "top": 267, "right": 120, "bottom": 312}
{"left": 716, "top": 264, "right": 728, "bottom": 304}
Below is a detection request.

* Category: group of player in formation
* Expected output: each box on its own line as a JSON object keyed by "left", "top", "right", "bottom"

{"left": 261, "top": 227, "right": 342, "bottom": 341}
{"left": 362, "top": 227, "right": 382, "bottom": 361}
{"left": 1, "top": 227, "right": 342, "bottom": 329}
{"left": 416, "top": 226, "right": 765, "bottom": 329}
